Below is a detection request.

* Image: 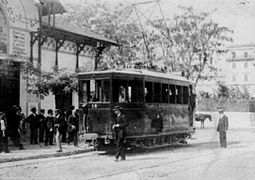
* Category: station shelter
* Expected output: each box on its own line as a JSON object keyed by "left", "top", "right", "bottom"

{"left": 0, "top": 0, "right": 117, "bottom": 115}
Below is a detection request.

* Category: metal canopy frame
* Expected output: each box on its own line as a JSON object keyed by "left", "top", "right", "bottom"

{"left": 30, "top": 3, "right": 118, "bottom": 71}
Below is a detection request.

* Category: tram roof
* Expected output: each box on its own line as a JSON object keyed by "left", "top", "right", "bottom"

{"left": 78, "top": 69, "right": 194, "bottom": 83}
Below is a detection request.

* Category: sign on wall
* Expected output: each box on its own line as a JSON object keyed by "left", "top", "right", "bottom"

{"left": 0, "top": 7, "right": 8, "bottom": 54}
{"left": 10, "top": 29, "right": 28, "bottom": 57}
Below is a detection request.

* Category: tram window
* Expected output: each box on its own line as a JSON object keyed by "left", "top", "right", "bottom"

{"left": 162, "top": 83, "right": 169, "bottom": 103}
{"left": 88, "top": 80, "right": 110, "bottom": 102}
{"left": 102, "top": 80, "right": 110, "bottom": 102}
{"left": 118, "top": 85, "right": 128, "bottom": 102}
{"left": 128, "top": 80, "right": 143, "bottom": 102}
{"left": 113, "top": 79, "right": 128, "bottom": 103}
{"left": 94, "top": 80, "right": 101, "bottom": 101}
{"left": 154, "top": 83, "right": 161, "bottom": 103}
{"left": 80, "top": 81, "right": 90, "bottom": 103}
{"left": 176, "top": 86, "right": 183, "bottom": 104}
{"left": 169, "top": 85, "right": 175, "bottom": 103}
{"left": 183, "top": 86, "right": 189, "bottom": 104}
{"left": 145, "top": 82, "right": 153, "bottom": 103}
{"left": 90, "top": 80, "right": 95, "bottom": 101}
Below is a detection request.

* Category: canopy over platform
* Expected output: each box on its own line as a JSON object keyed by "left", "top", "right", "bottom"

{"left": 40, "top": 16, "right": 119, "bottom": 47}
{"left": 30, "top": 9, "right": 119, "bottom": 70}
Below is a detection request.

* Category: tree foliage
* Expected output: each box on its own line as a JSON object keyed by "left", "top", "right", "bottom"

{"left": 25, "top": 1, "right": 233, "bottom": 97}
{"left": 63, "top": 0, "right": 147, "bottom": 69}
{"left": 153, "top": 6, "right": 233, "bottom": 85}
{"left": 63, "top": 2, "right": 233, "bottom": 86}
{"left": 23, "top": 63, "right": 78, "bottom": 96}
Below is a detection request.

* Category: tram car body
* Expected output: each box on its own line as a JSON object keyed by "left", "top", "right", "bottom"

{"left": 78, "top": 69, "right": 196, "bottom": 149}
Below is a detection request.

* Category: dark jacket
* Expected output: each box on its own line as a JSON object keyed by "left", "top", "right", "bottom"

{"left": 67, "top": 114, "right": 79, "bottom": 132}
{"left": 6, "top": 112, "right": 22, "bottom": 132}
{"left": 38, "top": 114, "right": 45, "bottom": 129}
{"left": 55, "top": 115, "right": 66, "bottom": 134}
{"left": 26, "top": 113, "right": 39, "bottom": 129}
{"left": 114, "top": 114, "right": 128, "bottom": 141}
{"left": 217, "top": 115, "right": 229, "bottom": 132}
{"left": 45, "top": 116, "right": 54, "bottom": 131}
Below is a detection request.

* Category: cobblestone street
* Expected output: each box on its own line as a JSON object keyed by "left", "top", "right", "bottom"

{"left": 1, "top": 115, "right": 255, "bottom": 180}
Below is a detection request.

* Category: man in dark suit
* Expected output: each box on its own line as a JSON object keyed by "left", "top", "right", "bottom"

{"left": 44, "top": 109, "right": 54, "bottom": 146}
{"left": 38, "top": 109, "right": 45, "bottom": 143}
{"left": 6, "top": 106, "right": 24, "bottom": 149}
{"left": 112, "top": 106, "right": 128, "bottom": 161}
{"left": 26, "top": 107, "right": 39, "bottom": 145}
{"left": 217, "top": 108, "right": 229, "bottom": 148}
{"left": 55, "top": 109, "right": 66, "bottom": 152}
{"left": 67, "top": 107, "right": 79, "bottom": 146}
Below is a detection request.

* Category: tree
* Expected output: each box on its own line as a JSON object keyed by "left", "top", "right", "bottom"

{"left": 22, "top": 63, "right": 78, "bottom": 97}
{"left": 63, "top": 0, "right": 147, "bottom": 69}
{"left": 153, "top": 6, "right": 233, "bottom": 86}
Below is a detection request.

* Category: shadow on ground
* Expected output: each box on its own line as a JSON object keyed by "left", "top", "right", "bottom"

{"left": 97, "top": 143, "right": 192, "bottom": 157}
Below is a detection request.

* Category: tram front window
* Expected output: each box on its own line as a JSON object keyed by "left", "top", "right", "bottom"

{"left": 80, "top": 79, "right": 110, "bottom": 103}
{"left": 93, "top": 79, "right": 110, "bottom": 102}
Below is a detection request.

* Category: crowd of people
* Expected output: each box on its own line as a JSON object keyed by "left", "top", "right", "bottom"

{"left": 0, "top": 105, "right": 81, "bottom": 153}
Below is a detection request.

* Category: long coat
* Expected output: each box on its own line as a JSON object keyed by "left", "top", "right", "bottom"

{"left": 217, "top": 115, "right": 229, "bottom": 132}
{"left": 45, "top": 116, "right": 54, "bottom": 130}
{"left": 55, "top": 115, "right": 66, "bottom": 134}
{"left": 26, "top": 114, "right": 39, "bottom": 130}
{"left": 67, "top": 115, "right": 79, "bottom": 133}
{"left": 114, "top": 114, "right": 128, "bottom": 142}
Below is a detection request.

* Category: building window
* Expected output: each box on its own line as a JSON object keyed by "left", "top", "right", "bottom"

{"left": 232, "top": 52, "right": 236, "bottom": 59}
{"left": 232, "top": 74, "right": 236, "bottom": 82}
{"left": 244, "top": 62, "right": 248, "bottom": 68}
{"left": 244, "top": 52, "right": 248, "bottom": 58}
{"left": 232, "top": 62, "right": 236, "bottom": 68}
{"left": 244, "top": 74, "right": 248, "bottom": 82}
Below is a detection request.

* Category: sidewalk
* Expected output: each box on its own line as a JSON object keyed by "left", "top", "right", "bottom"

{"left": 0, "top": 141, "right": 95, "bottom": 164}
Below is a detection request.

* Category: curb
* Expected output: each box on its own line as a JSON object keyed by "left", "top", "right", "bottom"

{"left": 0, "top": 149, "right": 94, "bottom": 164}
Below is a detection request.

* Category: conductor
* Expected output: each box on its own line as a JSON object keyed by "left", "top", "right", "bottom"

{"left": 112, "top": 106, "right": 128, "bottom": 161}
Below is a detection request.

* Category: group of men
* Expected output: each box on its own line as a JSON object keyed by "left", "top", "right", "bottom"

{"left": 0, "top": 105, "right": 80, "bottom": 153}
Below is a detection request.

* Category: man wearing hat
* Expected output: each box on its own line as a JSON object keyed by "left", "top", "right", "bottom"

{"left": 216, "top": 108, "right": 229, "bottom": 148}
{"left": 112, "top": 106, "right": 128, "bottom": 161}
{"left": 26, "top": 107, "right": 39, "bottom": 145}
{"left": 55, "top": 109, "right": 66, "bottom": 152}
{"left": 6, "top": 106, "right": 24, "bottom": 149}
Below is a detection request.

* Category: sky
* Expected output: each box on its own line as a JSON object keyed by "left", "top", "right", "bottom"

{"left": 59, "top": 0, "right": 255, "bottom": 44}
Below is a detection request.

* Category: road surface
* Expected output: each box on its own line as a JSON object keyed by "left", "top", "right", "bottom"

{"left": 0, "top": 127, "right": 255, "bottom": 180}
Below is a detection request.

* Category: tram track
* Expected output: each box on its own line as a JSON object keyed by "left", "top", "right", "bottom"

{"left": 85, "top": 148, "right": 254, "bottom": 180}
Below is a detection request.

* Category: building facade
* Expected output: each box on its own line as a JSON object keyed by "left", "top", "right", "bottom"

{"left": 224, "top": 44, "right": 255, "bottom": 97}
{"left": 0, "top": 0, "right": 116, "bottom": 115}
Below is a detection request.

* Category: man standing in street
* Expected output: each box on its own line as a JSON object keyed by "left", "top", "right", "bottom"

{"left": 26, "top": 107, "right": 39, "bottom": 145}
{"left": 0, "top": 112, "right": 10, "bottom": 153}
{"left": 67, "top": 107, "right": 79, "bottom": 146}
{"left": 38, "top": 109, "right": 45, "bottom": 143}
{"left": 55, "top": 109, "right": 66, "bottom": 152}
{"left": 44, "top": 109, "right": 54, "bottom": 146}
{"left": 217, "top": 108, "right": 229, "bottom": 148}
{"left": 112, "top": 106, "right": 128, "bottom": 161}
{"left": 6, "top": 106, "right": 24, "bottom": 149}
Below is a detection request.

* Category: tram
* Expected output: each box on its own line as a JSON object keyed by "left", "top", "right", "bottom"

{"left": 78, "top": 69, "right": 196, "bottom": 149}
